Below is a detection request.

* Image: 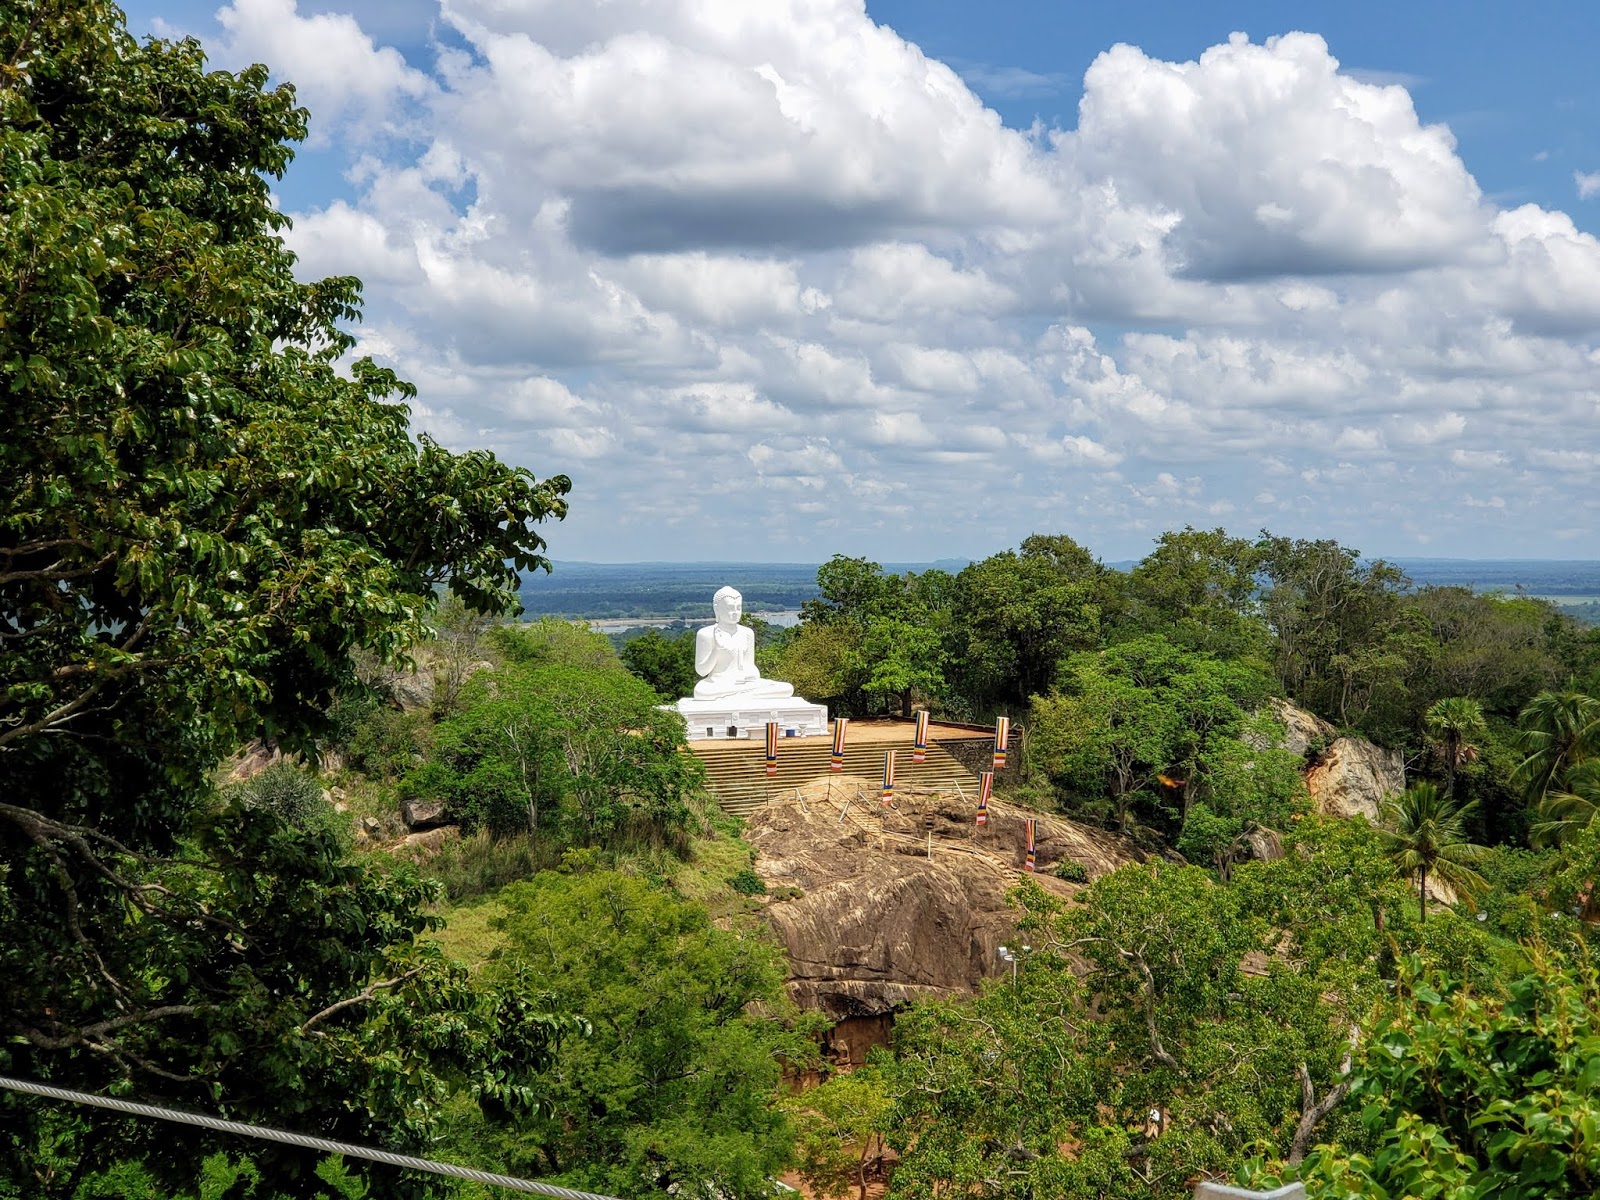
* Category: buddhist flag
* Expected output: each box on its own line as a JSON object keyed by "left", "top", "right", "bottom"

{"left": 976, "top": 770, "right": 992, "bottom": 827}
{"left": 765, "top": 721, "right": 779, "bottom": 777}
{"left": 881, "top": 749, "right": 896, "bottom": 804}
{"left": 993, "top": 715, "right": 1011, "bottom": 770}
{"left": 830, "top": 717, "right": 849, "bottom": 772}
{"left": 1024, "top": 817, "right": 1036, "bottom": 872}
{"left": 913, "top": 710, "right": 931, "bottom": 763}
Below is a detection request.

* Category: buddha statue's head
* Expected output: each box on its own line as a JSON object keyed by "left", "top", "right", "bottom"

{"left": 713, "top": 586, "right": 743, "bottom": 625}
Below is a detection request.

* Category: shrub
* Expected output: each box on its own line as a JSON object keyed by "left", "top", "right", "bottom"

{"left": 1053, "top": 861, "right": 1088, "bottom": 884}
{"left": 729, "top": 869, "right": 768, "bottom": 896}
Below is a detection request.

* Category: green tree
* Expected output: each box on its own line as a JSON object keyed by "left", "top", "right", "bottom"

{"left": 886, "top": 865, "right": 1357, "bottom": 1200}
{"left": 951, "top": 537, "right": 1109, "bottom": 711}
{"left": 1513, "top": 690, "right": 1600, "bottom": 807}
{"left": 787, "top": 557, "right": 952, "bottom": 716}
{"left": 1376, "top": 783, "right": 1489, "bottom": 923}
{"left": 1, "top": 3, "right": 569, "bottom": 1191}
{"left": 1126, "top": 526, "right": 1267, "bottom": 659}
{"left": 1256, "top": 536, "right": 1415, "bottom": 732}
{"left": 454, "top": 867, "right": 818, "bottom": 1200}
{"left": 1424, "top": 696, "right": 1489, "bottom": 801}
{"left": 1530, "top": 758, "right": 1600, "bottom": 848}
{"left": 786, "top": 1067, "right": 893, "bottom": 1200}
{"left": 1254, "top": 948, "right": 1600, "bottom": 1199}
{"left": 402, "top": 662, "right": 702, "bottom": 845}
{"left": 619, "top": 628, "right": 698, "bottom": 700}
{"left": 1030, "top": 636, "right": 1276, "bottom": 836}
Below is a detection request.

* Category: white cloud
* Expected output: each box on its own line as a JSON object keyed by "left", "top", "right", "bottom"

{"left": 199, "top": 0, "right": 1600, "bottom": 560}
{"left": 215, "top": 0, "right": 433, "bottom": 142}
{"left": 1576, "top": 170, "right": 1600, "bottom": 200}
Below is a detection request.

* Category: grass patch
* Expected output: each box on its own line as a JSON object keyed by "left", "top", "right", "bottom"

{"left": 427, "top": 894, "right": 509, "bottom": 971}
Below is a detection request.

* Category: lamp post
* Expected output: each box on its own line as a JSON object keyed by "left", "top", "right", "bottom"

{"left": 996, "top": 943, "right": 1030, "bottom": 984}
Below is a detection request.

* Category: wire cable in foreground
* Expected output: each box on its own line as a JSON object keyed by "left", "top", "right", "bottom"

{"left": 0, "top": 1074, "right": 620, "bottom": 1200}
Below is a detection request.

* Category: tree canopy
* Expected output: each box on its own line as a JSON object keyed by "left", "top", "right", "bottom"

{"left": 1, "top": 2, "right": 571, "bottom": 1192}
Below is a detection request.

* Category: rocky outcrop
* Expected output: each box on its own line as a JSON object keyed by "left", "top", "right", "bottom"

{"left": 746, "top": 780, "right": 1138, "bottom": 1019}
{"left": 401, "top": 795, "right": 449, "bottom": 830}
{"left": 224, "top": 740, "right": 289, "bottom": 783}
{"left": 1264, "top": 700, "right": 1405, "bottom": 822}
{"left": 1305, "top": 737, "right": 1405, "bottom": 821}
{"left": 1266, "top": 697, "right": 1335, "bottom": 757}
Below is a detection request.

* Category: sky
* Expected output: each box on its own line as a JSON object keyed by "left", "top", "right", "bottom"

{"left": 119, "top": 0, "right": 1600, "bottom": 564}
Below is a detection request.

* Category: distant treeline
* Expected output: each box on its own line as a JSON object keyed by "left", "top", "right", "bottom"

{"left": 523, "top": 554, "right": 1600, "bottom": 620}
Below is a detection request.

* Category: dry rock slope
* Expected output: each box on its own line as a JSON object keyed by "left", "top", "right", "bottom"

{"left": 746, "top": 778, "right": 1139, "bottom": 1019}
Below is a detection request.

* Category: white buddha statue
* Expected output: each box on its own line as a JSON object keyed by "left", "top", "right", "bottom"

{"left": 692, "top": 586, "right": 794, "bottom": 701}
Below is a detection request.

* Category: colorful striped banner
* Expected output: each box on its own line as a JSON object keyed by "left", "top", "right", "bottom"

{"left": 913, "top": 710, "right": 930, "bottom": 763}
{"left": 976, "top": 770, "right": 992, "bottom": 826}
{"left": 993, "top": 715, "right": 1010, "bottom": 770}
{"left": 765, "top": 721, "right": 779, "bottom": 777}
{"left": 881, "top": 749, "right": 896, "bottom": 805}
{"left": 830, "top": 717, "right": 849, "bottom": 771}
{"left": 1024, "top": 817, "right": 1036, "bottom": 872}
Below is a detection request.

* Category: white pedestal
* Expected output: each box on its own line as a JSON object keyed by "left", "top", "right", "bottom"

{"left": 675, "top": 696, "right": 829, "bottom": 740}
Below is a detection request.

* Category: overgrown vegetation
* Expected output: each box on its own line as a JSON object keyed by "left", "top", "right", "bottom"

{"left": 6, "top": 5, "right": 1599, "bottom": 1199}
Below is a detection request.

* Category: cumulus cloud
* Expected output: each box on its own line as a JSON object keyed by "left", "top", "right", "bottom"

{"left": 214, "top": 0, "right": 433, "bottom": 142}
{"left": 193, "top": 0, "right": 1600, "bottom": 559}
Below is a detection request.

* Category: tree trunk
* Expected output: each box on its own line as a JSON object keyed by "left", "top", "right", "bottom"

{"left": 1418, "top": 865, "right": 1428, "bottom": 923}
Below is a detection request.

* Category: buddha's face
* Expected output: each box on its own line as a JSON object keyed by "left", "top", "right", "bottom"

{"left": 714, "top": 591, "right": 743, "bottom": 624}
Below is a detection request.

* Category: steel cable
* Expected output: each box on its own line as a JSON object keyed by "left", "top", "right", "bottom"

{"left": 0, "top": 1074, "right": 620, "bottom": 1200}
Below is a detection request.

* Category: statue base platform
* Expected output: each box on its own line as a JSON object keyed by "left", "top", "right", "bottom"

{"left": 675, "top": 696, "right": 829, "bottom": 740}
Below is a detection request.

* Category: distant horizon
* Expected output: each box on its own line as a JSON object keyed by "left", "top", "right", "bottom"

{"left": 541, "top": 554, "right": 1600, "bottom": 568}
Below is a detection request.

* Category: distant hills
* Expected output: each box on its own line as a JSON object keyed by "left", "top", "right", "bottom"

{"left": 518, "top": 557, "right": 1600, "bottom": 622}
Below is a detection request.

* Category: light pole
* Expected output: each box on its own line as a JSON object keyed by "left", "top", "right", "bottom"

{"left": 996, "top": 943, "right": 1030, "bottom": 984}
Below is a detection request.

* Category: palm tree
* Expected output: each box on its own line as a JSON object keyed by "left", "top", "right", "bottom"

{"left": 1530, "top": 758, "right": 1600, "bottom": 848}
{"left": 1377, "top": 782, "right": 1488, "bottom": 923}
{"left": 1513, "top": 690, "right": 1600, "bottom": 806}
{"left": 1424, "top": 696, "right": 1488, "bottom": 802}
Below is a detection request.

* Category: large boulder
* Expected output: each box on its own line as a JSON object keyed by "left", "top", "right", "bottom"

{"left": 747, "top": 781, "right": 1138, "bottom": 1019}
{"left": 401, "top": 795, "right": 449, "bottom": 830}
{"left": 1266, "top": 697, "right": 1336, "bottom": 757}
{"left": 1306, "top": 737, "right": 1405, "bottom": 821}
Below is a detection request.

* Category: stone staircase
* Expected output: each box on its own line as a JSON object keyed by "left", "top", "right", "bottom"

{"left": 691, "top": 736, "right": 987, "bottom": 818}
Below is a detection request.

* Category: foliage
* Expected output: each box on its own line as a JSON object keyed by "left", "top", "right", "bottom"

{"left": 1124, "top": 526, "right": 1268, "bottom": 660}
{"left": 1253, "top": 947, "right": 1600, "bottom": 1200}
{"left": 885, "top": 865, "right": 1360, "bottom": 1200}
{"left": 1424, "top": 696, "right": 1488, "bottom": 800}
{"left": 490, "top": 618, "right": 619, "bottom": 672}
{"left": 225, "top": 762, "right": 347, "bottom": 848}
{"left": 786, "top": 556, "right": 952, "bottom": 716}
{"left": 947, "top": 536, "right": 1111, "bottom": 711}
{"left": 1516, "top": 690, "right": 1600, "bottom": 846}
{"left": 1029, "top": 635, "right": 1277, "bottom": 836}
{"left": 340, "top": 703, "right": 433, "bottom": 779}
{"left": 1256, "top": 537, "right": 1415, "bottom": 734}
{"left": 447, "top": 865, "right": 820, "bottom": 1199}
{"left": 729, "top": 868, "right": 768, "bottom": 896}
{"left": 619, "top": 628, "right": 698, "bottom": 700}
{"left": 0, "top": 3, "right": 571, "bottom": 1191}
{"left": 399, "top": 661, "right": 702, "bottom": 845}
{"left": 786, "top": 1067, "right": 893, "bottom": 1200}
{"left": 412, "top": 828, "right": 557, "bottom": 903}
{"left": 11, "top": 1150, "right": 373, "bottom": 1200}
{"left": 1377, "top": 783, "right": 1490, "bottom": 923}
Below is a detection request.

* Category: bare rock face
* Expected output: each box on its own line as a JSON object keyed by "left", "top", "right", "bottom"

{"left": 401, "top": 795, "right": 449, "bottom": 830}
{"left": 1265, "top": 697, "right": 1336, "bottom": 757}
{"left": 1306, "top": 737, "right": 1405, "bottom": 821}
{"left": 747, "top": 781, "right": 1138, "bottom": 1020}
{"left": 224, "top": 740, "right": 288, "bottom": 783}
